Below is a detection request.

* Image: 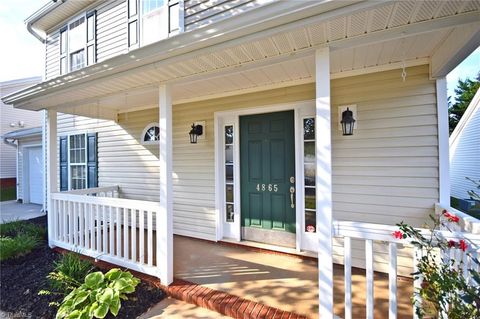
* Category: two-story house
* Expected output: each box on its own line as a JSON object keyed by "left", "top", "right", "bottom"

{"left": 2, "top": 1, "right": 480, "bottom": 318}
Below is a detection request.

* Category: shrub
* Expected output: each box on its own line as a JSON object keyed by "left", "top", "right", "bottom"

{"left": 395, "top": 212, "right": 480, "bottom": 319}
{"left": 0, "top": 234, "right": 39, "bottom": 261}
{"left": 56, "top": 268, "right": 140, "bottom": 319}
{"left": 0, "top": 220, "right": 46, "bottom": 240}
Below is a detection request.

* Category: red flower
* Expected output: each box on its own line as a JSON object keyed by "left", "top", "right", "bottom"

{"left": 392, "top": 230, "right": 404, "bottom": 240}
{"left": 443, "top": 210, "right": 460, "bottom": 223}
{"left": 448, "top": 240, "right": 456, "bottom": 248}
{"left": 459, "top": 240, "right": 468, "bottom": 252}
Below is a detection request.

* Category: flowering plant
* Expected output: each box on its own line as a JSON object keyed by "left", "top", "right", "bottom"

{"left": 394, "top": 211, "right": 480, "bottom": 319}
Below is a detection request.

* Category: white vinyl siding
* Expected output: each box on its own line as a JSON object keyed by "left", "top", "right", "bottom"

{"left": 45, "top": 31, "right": 60, "bottom": 80}
{"left": 450, "top": 91, "right": 480, "bottom": 200}
{"left": 56, "top": 109, "right": 159, "bottom": 200}
{"left": 184, "top": 0, "right": 273, "bottom": 31}
{"left": 96, "top": 0, "right": 128, "bottom": 62}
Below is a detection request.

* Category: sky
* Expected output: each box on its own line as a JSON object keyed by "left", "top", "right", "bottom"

{"left": 0, "top": 0, "right": 479, "bottom": 100}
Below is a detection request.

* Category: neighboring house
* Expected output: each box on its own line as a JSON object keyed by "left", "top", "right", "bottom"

{"left": 0, "top": 77, "right": 42, "bottom": 200}
{"left": 2, "top": 1, "right": 480, "bottom": 317}
{"left": 2, "top": 127, "right": 44, "bottom": 206}
{"left": 450, "top": 88, "right": 480, "bottom": 207}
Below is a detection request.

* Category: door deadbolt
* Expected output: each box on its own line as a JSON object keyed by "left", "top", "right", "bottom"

{"left": 290, "top": 176, "right": 295, "bottom": 183}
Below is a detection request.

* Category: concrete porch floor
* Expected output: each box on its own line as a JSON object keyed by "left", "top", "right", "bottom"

{"left": 174, "top": 236, "right": 414, "bottom": 319}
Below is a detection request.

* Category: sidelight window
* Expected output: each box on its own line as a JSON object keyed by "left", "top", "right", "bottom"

{"left": 303, "top": 118, "right": 316, "bottom": 233}
{"left": 225, "top": 125, "right": 234, "bottom": 223}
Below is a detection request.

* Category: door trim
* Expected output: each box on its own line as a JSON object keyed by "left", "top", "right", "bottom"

{"left": 214, "top": 99, "right": 315, "bottom": 251}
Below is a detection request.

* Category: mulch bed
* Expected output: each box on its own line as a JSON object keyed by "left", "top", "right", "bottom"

{"left": 0, "top": 216, "right": 166, "bottom": 318}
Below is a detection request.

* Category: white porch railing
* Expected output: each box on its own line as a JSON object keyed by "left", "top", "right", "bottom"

{"left": 64, "top": 185, "right": 119, "bottom": 198}
{"left": 49, "top": 188, "right": 163, "bottom": 278}
{"left": 334, "top": 217, "right": 480, "bottom": 319}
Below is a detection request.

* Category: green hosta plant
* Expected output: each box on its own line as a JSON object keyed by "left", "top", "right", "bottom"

{"left": 56, "top": 268, "right": 140, "bottom": 319}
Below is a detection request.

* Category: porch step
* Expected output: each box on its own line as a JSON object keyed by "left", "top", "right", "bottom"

{"left": 165, "top": 278, "right": 309, "bottom": 319}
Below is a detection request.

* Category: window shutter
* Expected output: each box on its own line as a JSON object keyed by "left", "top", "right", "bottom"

{"left": 86, "top": 10, "right": 96, "bottom": 66}
{"left": 59, "top": 136, "right": 68, "bottom": 191}
{"left": 87, "top": 133, "right": 98, "bottom": 188}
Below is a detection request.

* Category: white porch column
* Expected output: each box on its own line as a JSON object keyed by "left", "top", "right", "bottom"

{"left": 46, "top": 109, "right": 57, "bottom": 248}
{"left": 315, "top": 47, "right": 334, "bottom": 319}
{"left": 158, "top": 84, "right": 174, "bottom": 285}
{"left": 436, "top": 78, "right": 450, "bottom": 206}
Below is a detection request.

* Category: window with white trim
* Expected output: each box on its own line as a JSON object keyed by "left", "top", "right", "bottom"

{"left": 69, "top": 134, "right": 87, "bottom": 190}
{"left": 59, "top": 11, "right": 96, "bottom": 74}
{"left": 128, "top": 0, "right": 180, "bottom": 48}
{"left": 141, "top": 123, "right": 160, "bottom": 144}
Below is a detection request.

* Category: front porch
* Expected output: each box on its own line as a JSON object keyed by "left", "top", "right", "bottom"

{"left": 49, "top": 186, "right": 420, "bottom": 318}
{"left": 174, "top": 236, "right": 414, "bottom": 319}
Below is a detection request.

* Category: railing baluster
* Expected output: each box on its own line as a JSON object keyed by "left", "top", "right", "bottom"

{"left": 79, "top": 202, "right": 84, "bottom": 248}
{"left": 124, "top": 208, "right": 129, "bottom": 259}
{"left": 147, "top": 210, "right": 153, "bottom": 267}
{"left": 103, "top": 205, "right": 107, "bottom": 254}
{"left": 366, "top": 239, "right": 374, "bottom": 319}
{"left": 389, "top": 242, "right": 397, "bottom": 319}
{"left": 90, "top": 203, "right": 95, "bottom": 251}
{"left": 109, "top": 206, "right": 114, "bottom": 256}
{"left": 63, "top": 200, "right": 68, "bottom": 243}
{"left": 68, "top": 201, "right": 74, "bottom": 245}
{"left": 413, "top": 247, "right": 423, "bottom": 319}
{"left": 116, "top": 207, "right": 121, "bottom": 257}
{"left": 139, "top": 209, "right": 145, "bottom": 264}
{"left": 85, "top": 202, "right": 90, "bottom": 249}
{"left": 344, "top": 237, "right": 352, "bottom": 319}
{"left": 131, "top": 209, "right": 137, "bottom": 263}
{"left": 96, "top": 204, "right": 101, "bottom": 253}
{"left": 58, "top": 200, "right": 63, "bottom": 241}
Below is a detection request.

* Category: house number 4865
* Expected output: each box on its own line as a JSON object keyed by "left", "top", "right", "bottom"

{"left": 256, "top": 184, "right": 278, "bottom": 192}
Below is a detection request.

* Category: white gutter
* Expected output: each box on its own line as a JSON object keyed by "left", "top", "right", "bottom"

{"left": 25, "top": 0, "right": 65, "bottom": 43}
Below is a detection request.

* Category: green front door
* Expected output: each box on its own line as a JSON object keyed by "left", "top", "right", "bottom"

{"left": 240, "top": 110, "right": 296, "bottom": 240}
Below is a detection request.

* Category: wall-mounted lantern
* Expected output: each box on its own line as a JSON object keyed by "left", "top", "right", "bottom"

{"left": 189, "top": 123, "right": 203, "bottom": 144}
{"left": 338, "top": 105, "right": 357, "bottom": 136}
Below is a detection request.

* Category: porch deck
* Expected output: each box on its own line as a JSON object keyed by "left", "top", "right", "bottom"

{"left": 174, "top": 236, "right": 414, "bottom": 319}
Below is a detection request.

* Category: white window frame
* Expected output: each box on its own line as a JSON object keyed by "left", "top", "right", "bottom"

{"left": 67, "top": 132, "right": 88, "bottom": 190}
{"left": 59, "top": 10, "right": 96, "bottom": 75}
{"left": 128, "top": 0, "right": 183, "bottom": 50}
{"left": 141, "top": 122, "right": 160, "bottom": 145}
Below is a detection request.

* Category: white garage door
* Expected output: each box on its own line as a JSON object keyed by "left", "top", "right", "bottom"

{"left": 27, "top": 147, "right": 43, "bottom": 205}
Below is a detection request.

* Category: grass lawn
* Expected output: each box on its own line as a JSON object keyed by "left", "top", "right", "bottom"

{"left": 0, "top": 186, "right": 16, "bottom": 201}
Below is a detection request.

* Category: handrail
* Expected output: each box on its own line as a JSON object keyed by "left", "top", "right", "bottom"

{"left": 333, "top": 220, "right": 480, "bottom": 244}
{"left": 435, "top": 203, "right": 480, "bottom": 234}
{"left": 63, "top": 185, "right": 119, "bottom": 196}
{"left": 51, "top": 192, "right": 160, "bottom": 211}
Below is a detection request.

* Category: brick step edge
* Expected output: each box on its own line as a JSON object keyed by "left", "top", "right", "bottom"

{"left": 165, "top": 278, "right": 308, "bottom": 319}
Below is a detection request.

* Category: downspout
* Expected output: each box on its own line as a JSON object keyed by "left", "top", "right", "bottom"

{"left": 26, "top": 23, "right": 46, "bottom": 44}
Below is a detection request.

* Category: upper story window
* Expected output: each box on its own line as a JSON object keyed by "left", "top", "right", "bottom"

{"left": 128, "top": 0, "right": 180, "bottom": 49}
{"left": 60, "top": 11, "right": 97, "bottom": 75}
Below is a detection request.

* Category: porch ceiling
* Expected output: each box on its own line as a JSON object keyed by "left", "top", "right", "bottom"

{"left": 4, "top": 0, "right": 480, "bottom": 118}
